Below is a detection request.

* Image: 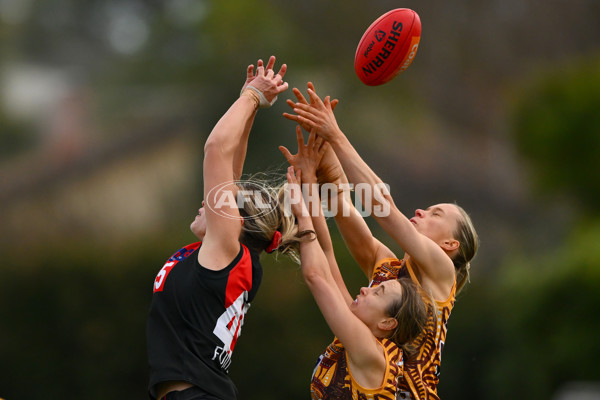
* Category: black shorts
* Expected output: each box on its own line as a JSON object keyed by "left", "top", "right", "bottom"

{"left": 161, "top": 386, "right": 224, "bottom": 400}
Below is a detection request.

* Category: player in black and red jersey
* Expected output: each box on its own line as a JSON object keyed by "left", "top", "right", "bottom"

{"left": 146, "top": 56, "right": 307, "bottom": 400}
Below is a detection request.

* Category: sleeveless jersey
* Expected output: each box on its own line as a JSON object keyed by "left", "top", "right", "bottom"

{"left": 146, "top": 241, "right": 262, "bottom": 400}
{"left": 370, "top": 258, "right": 456, "bottom": 400}
{"left": 310, "top": 337, "right": 403, "bottom": 400}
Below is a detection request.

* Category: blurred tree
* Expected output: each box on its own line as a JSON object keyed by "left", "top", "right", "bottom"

{"left": 0, "top": 111, "right": 34, "bottom": 159}
{"left": 511, "top": 56, "right": 600, "bottom": 214}
{"left": 485, "top": 221, "right": 600, "bottom": 399}
{"left": 439, "top": 223, "right": 600, "bottom": 400}
{"left": 0, "top": 239, "right": 159, "bottom": 400}
{"left": 2, "top": 1, "right": 600, "bottom": 399}
{"left": 437, "top": 54, "right": 600, "bottom": 400}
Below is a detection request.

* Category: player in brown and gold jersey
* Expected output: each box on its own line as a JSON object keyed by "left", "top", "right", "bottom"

{"left": 285, "top": 141, "right": 429, "bottom": 400}
{"left": 283, "top": 83, "right": 479, "bottom": 399}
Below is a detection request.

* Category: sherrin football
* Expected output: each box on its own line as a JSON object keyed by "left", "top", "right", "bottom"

{"left": 354, "top": 8, "right": 421, "bottom": 86}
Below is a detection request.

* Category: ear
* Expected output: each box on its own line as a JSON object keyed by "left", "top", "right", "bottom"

{"left": 378, "top": 317, "right": 398, "bottom": 333}
{"left": 441, "top": 239, "right": 459, "bottom": 252}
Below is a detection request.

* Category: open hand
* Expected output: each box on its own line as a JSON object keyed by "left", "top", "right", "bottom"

{"left": 283, "top": 82, "right": 342, "bottom": 142}
{"left": 242, "top": 56, "right": 289, "bottom": 106}
{"left": 279, "top": 126, "right": 328, "bottom": 184}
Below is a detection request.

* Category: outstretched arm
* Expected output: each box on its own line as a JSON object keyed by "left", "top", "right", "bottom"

{"left": 280, "top": 127, "right": 353, "bottom": 304}
{"left": 233, "top": 57, "right": 286, "bottom": 179}
{"left": 318, "top": 144, "right": 396, "bottom": 278}
{"left": 287, "top": 166, "right": 384, "bottom": 371}
{"left": 198, "top": 57, "right": 288, "bottom": 270}
{"left": 283, "top": 84, "right": 382, "bottom": 195}
{"left": 283, "top": 84, "right": 395, "bottom": 278}
{"left": 284, "top": 84, "right": 455, "bottom": 290}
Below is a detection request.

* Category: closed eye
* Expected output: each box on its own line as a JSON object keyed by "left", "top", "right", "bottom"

{"left": 431, "top": 207, "right": 445, "bottom": 217}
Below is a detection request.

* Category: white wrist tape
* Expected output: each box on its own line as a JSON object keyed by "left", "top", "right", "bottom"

{"left": 244, "top": 85, "right": 277, "bottom": 108}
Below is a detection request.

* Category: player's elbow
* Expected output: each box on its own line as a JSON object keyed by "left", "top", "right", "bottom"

{"left": 302, "top": 265, "right": 325, "bottom": 287}
{"left": 204, "top": 136, "right": 222, "bottom": 152}
{"left": 204, "top": 137, "right": 233, "bottom": 159}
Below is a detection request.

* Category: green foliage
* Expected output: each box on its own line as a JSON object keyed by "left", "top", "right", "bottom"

{"left": 511, "top": 56, "right": 600, "bottom": 212}
{"left": 438, "top": 53, "right": 600, "bottom": 400}
{"left": 0, "top": 230, "right": 366, "bottom": 400}
{"left": 0, "top": 240, "right": 163, "bottom": 400}
{"left": 0, "top": 112, "right": 34, "bottom": 159}
{"left": 440, "top": 220, "right": 600, "bottom": 400}
{"left": 3, "top": 2, "right": 600, "bottom": 399}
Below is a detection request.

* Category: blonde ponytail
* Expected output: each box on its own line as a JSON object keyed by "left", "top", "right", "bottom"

{"left": 237, "top": 173, "right": 313, "bottom": 264}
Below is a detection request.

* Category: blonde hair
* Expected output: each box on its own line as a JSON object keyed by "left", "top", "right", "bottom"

{"left": 451, "top": 204, "right": 479, "bottom": 294}
{"left": 237, "top": 173, "right": 307, "bottom": 264}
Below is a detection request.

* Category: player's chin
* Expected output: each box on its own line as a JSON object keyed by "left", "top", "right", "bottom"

{"left": 190, "top": 222, "right": 205, "bottom": 239}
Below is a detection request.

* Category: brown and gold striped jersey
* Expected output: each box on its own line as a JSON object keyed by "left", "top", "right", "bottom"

{"left": 369, "top": 258, "right": 456, "bottom": 400}
{"left": 310, "top": 336, "right": 403, "bottom": 400}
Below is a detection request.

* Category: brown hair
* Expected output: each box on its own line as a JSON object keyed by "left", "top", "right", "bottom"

{"left": 386, "top": 277, "right": 429, "bottom": 355}
{"left": 451, "top": 204, "right": 479, "bottom": 294}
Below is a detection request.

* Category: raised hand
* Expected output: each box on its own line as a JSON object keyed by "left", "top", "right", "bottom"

{"left": 288, "top": 82, "right": 339, "bottom": 108}
{"left": 242, "top": 56, "right": 289, "bottom": 107}
{"left": 241, "top": 57, "right": 286, "bottom": 90}
{"left": 283, "top": 83, "right": 342, "bottom": 142}
{"left": 241, "top": 58, "right": 264, "bottom": 93}
{"left": 279, "top": 126, "right": 328, "bottom": 184}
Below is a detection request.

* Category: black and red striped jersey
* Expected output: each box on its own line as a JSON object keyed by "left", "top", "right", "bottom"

{"left": 146, "top": 242, "right": 262, "bottom": 400}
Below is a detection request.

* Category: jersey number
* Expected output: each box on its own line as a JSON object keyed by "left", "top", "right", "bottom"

{"left": 153, "top": 261, "right": 175, "bottom": 293}
{"left": 211, "top": 291, "right": 249, "bottom": 371}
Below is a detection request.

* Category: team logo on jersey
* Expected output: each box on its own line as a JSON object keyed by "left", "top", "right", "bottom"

{"left": 153, "top": 243, "right": 201, "bottom": 293}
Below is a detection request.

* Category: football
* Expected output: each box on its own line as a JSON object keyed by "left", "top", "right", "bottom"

{"left": 354, "top": 8, "right": 421, "bottom": 86}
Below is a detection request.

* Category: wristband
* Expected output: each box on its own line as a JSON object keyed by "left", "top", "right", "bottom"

{"left": 240, "top": 88, "right": 260, "bottom": 110}
{"left": 242, "top": 85, "right": 277, "bottom": 108}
